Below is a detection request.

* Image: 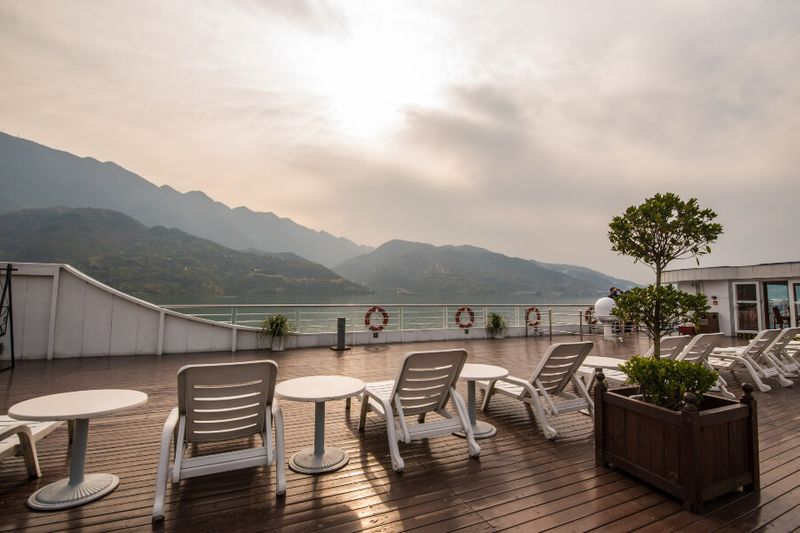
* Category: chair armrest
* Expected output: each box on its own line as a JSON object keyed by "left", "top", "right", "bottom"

{"left": 0, "top": 421, "right": 32, "bottom": 443}
{"left": 160, "top": 408, "right": 180, "bottom": 452}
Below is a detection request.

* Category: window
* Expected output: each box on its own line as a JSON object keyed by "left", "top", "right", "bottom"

{"left": 733, "top": 282, "right": 759, "bottom": 333}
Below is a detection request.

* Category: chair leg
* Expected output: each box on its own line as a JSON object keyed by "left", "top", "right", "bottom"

{"left": 16, "top": 427, "right": 41, "bottom": 479}
{"left": 451, "top": 389, "right": 480, "bottom": 458}
{"left": 379, "top": 402, "right": 404, "bottom": 472}
{"left": 272, "top": 401, "right": 286, "bottom": 497}
{"left": 264, "top": 409, "right": 274, "bottom": 465}
{"left": 152, "top": 413, "right": 178, "bottom": 522}
{"left": 358, "top": 395, "right": 369, "bottom": 431}
{"left": 529, "top": 392, "right": 558, "bottom": 440}
{"left": 480, "top": 380, "right": 496, "bottom": 411}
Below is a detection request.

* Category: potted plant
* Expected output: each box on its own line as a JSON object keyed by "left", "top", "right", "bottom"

{"left": 596, "top": 193, "right": 758, "bottom": 512}
{"left": 594, "top": 361, "right": 759, "bottom": 513}
{"left": 485, "top": 312, "right": 507, "bottom": 339}
{"left": 259, "top": 314, "right": 295, "bottom": 351}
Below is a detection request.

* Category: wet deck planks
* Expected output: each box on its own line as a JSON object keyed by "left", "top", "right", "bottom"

{"left": 1, "top": 335, "right": 799, "bottom": 532}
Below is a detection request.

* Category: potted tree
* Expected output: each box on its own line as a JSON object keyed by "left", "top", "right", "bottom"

{"left": 485, "top": 312, "right": 508, "bottom": 339}
{"left": 596, "top": 193, "right": 758, "bottom": 512}
{"left": 259, "top": 314, "right": 295, "bottom": 352}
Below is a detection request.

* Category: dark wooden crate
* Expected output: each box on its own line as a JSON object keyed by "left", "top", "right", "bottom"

{"left": 594, "top": 378, "right": 760, "bottom": 513}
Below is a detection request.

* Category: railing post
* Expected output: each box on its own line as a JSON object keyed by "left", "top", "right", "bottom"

{"left": 548, "top": 308, "right": 553, "bottom": 342}
{"left": 515, "top": 306, "right": 520, "bottom": 329}
{"left": 579, "top": 309, "right": 583, "bottom": 341}
{"left": 231, "top": 307, "right": 237, "bottom": 326}
{"left": 443, "top": 306, "right": 448, "bottom": 341}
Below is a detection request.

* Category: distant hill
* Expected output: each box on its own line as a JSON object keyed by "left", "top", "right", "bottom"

{"left": 0, "top": 207, "right": 369, "bottom": 298}
{"left": 333, "top": 240, "right": 631, "bottom": 297}
{"left": 533, "top": 261, "right": 638, "bottom": 292}
{"left": 0, "top": 132, "right": 372, "bottom": 266}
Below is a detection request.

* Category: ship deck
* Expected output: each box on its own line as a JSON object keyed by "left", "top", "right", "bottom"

{"left": 2, "top": 334, "right": 800, "bottom": 532}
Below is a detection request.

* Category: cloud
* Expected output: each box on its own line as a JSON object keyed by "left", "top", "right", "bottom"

{"left": 1, "top": 1, "right": 798, "bottom": 283}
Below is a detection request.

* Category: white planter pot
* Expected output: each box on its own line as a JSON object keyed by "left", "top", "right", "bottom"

{"left": 271, "top": 336, "right": 286, "bottom": 351}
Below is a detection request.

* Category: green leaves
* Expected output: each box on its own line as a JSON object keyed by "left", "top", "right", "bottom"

{"left": 608, "top": 193, "right": 723, "bottom": 283}
{"left": 619, "top": 355, "right": 719, "bottom": 410}
{"left": 485, "top": 312, "right": 508, "bottom": 335}
{"left": 260, "top": 314, "right": 295, "bottom": 339}
{"left": 612, "top": 285, "right": 709, "bottom": 340}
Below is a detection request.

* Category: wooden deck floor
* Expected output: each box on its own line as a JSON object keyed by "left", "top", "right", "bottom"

{"left": 2, "top": 335, "right": 799, "bottom": 532}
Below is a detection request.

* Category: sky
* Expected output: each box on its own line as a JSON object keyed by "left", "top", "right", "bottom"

{"left": 1, "top": 1, "right": 799, "bottom": 283}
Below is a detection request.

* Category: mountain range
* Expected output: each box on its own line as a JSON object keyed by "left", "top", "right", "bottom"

{"left": 0, "top": 132, "right": 636, "bottom": 298}
{"left": 334, "top": 240, "right": 634, "bottom": 298}
{"left": 0, "top": 207, "right": 368, "bottom": 298}
{"left": 0, "top": 132, "right": 370, "bottom": 267}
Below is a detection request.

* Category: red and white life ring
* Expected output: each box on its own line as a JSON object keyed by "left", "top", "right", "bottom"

{"left": 525, "top": 306, "right": 541, "bottom": 327}
{"left": 584, "top": 306, "right": 598, "bottom": 325}
{"left": 454, "top": 306, "right": 475, "bottom": 328}
{"left": 364, "top": 306, "right": 389, "bottom": 332}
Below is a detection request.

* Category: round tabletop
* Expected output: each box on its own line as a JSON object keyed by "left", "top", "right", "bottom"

{"left": 9, "top": 389, "right": 148, "bottom": 421}
{"left": 459, "top": 363, "right": 508, "bottom": 381}
{"left": 276, "top": 376, "right": 365, "bottom": 402}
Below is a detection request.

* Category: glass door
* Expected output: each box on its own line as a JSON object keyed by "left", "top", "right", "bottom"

{"left": 792, "top": 282, "right": 800, "bottom": 327}
{"left": 734, "top": 282, "right": 760, "bottom": 333}
{"left": 764, "top": 282, "right": 790, "bottom": 329}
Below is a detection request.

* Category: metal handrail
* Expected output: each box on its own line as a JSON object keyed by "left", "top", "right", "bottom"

{"left": 158, "top": 302, "right": 633, "bottom": 339}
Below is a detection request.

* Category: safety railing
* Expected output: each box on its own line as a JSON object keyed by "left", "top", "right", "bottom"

{"left": 160, "top": 302, "right": 632, "bottom": 339}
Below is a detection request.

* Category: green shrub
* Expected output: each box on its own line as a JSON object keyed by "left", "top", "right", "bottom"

{"left": 618, "top": 356, "right": 718, "bottom": 410}
{"left": 485, "top": 312, "right": 507, "bottom": 336}
{"left": 259, "top": 314, "right": 295, "bottom": 340}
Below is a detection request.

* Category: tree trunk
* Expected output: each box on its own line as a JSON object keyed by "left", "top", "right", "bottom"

{"left": 654, "top": 267, "right": 662, "bottom": 359}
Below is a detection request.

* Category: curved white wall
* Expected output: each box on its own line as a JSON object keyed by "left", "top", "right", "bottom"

{"left": 4, "top": 263, "right": 260, "bottom": 359}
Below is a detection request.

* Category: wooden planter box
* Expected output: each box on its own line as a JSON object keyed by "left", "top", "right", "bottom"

{"left": 594, "top": 372, "right": 760, "bottom": 513}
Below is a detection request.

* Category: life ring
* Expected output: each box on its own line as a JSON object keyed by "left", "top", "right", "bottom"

{"left": 525, "top": 306, "right": 541, "bottom": 327}
{"left": 454, "top": 306, "right": 475, "bottom": 328}
{"left": 364, "top": 306, "right": 389, "bottom": 332}
{"left": 584, "top": 306, "right": 598, "bottom": 325}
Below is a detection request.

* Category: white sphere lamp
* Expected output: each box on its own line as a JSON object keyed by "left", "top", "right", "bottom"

{"left": 594, "top": 297, "right": 617, "bottom": 341}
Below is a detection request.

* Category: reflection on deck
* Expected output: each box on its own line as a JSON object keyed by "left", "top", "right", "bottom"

{"left": 3, "top": 335, "right": 799, "bottom": 532}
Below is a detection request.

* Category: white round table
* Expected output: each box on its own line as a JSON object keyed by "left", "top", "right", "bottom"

{"left": 275, "top": 376, "right": 364, "bottom": 474}
{"left": 9, "top": 389, "right": 148, "bottom": 510}
{"left": 456, "top": 363, "right": 508, "bottom": 439}
{"left": 582, "top": 356, "right": 626, "bottom": 370}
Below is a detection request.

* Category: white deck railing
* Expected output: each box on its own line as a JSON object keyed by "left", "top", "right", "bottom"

{"left": 160, "top": 303, "right": 620, "bottom": 340}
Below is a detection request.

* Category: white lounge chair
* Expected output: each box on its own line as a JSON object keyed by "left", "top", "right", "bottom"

{"left": 153, "top": 360, "right": 286, "bottom": 522}
{"left": 709, "top": 329, "right": 791, "bottom": 392}
{"left": 672, "top": 333, "right": 733, "bottom": 398}
{"left": 478, "top": 341, "right": 594, "bottom": 440}
{"left": 358, "top": 349, "right": 479, "bottom": 473}
{"left": 1, "top": 415, "right": 64, "bottom": 479}
{"left": 578, "top": 335, "right": 691, "bottom": 386}
{"left": 762, "top": 327, "right": 800, "bottom": 377}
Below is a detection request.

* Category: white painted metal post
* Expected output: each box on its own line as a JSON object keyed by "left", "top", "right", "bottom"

{"left": 46, "top": 266, "right": 60, "bottom": 360}
{"left": 157, "top": 310, "right": 165, "bottom": 356}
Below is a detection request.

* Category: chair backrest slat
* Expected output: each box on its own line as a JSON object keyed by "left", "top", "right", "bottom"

{"left": 529, "top": 342, "right": 593, "bottom": 394}
{"left": 178, "top": 360, "right": 277, "bottom": 444}
{"left": 392, "top": 349, "right": 467, "bottom": 415}
{"left": 768, "top": 327, "right": 800, "bottom": 355}
{"left": 678, "top": 333, "right": 723, "bottom": 363}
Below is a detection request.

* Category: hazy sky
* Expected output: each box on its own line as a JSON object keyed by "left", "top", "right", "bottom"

{"left": 2, "top": 1, "right": 799, "bottom": 282}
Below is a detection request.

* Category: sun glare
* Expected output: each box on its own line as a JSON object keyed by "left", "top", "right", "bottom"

{"left": 304, "top": 23, "right": 450, "bottom": 141}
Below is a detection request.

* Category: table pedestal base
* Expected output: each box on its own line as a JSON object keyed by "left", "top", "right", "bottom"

{"left": 454, "top": 420, "right": 497, "bottom": 439}
{"left": 27, "top": 473, "right": 119, "bottom": 510}
{"left": 289, "top": 447, "right": 349, "bottom": 474}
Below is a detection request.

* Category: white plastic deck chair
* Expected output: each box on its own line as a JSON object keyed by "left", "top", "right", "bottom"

{"left": 762, "top": 327, "right": 800, "bottom": 377}
{"left": 153, "top": 360, "right": 285, "bottom": 522}
{"left": 0, "top": 416, "right": 64, "bottom": 479}
{"left": 578, "top": 335, "right": 691, "bottom": 387}
{"left": 672, "top": 333, "right": 734, "bottom": 398}
{"left": 358, "top": 349, "right": 479, "bottom": 473}
{"left": 478, "top": 341, "right": 594, "bottom": 440}
{"left": 708, "top": 329, "right": 790, "bottom": 392}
